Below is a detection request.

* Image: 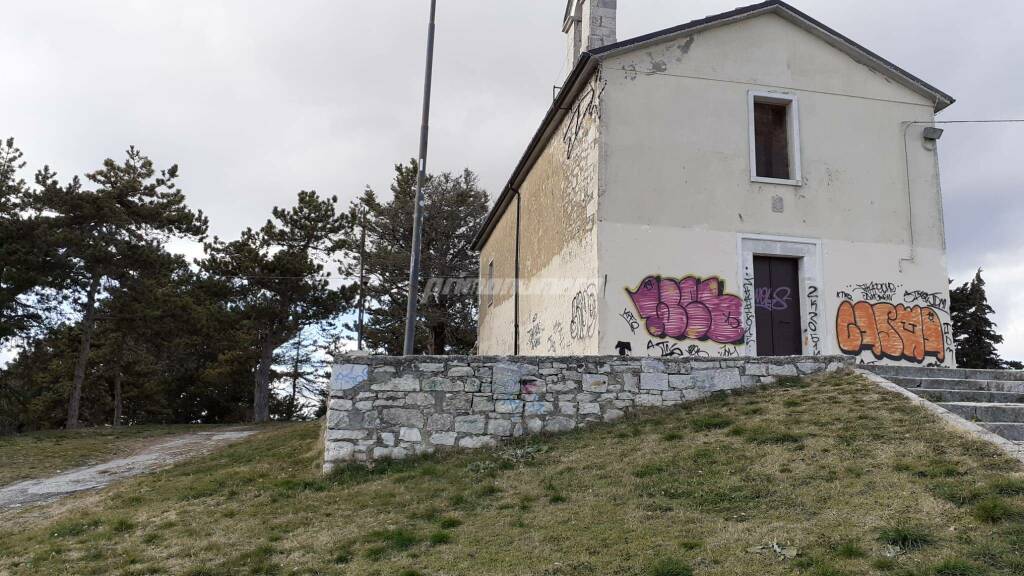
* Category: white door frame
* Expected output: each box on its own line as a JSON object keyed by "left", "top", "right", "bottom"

{"left": 737, "top": 234, "right": 824, "bottom": 357}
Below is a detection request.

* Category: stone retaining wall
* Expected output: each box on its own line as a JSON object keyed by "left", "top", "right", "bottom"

{"left": 323, "top": 355, "right": 851, "bottom": 471}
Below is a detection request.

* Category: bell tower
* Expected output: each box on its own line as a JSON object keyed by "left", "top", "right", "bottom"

{"left": 563, "top": 0, "right": 617, "bottom": 75}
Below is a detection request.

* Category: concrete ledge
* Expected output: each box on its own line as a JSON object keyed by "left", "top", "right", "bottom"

{"left": 322, "top": 355, "right": 851, "bottom": 471}
{"left": 857, "top": 369, "right": 1024, "bottom": 465}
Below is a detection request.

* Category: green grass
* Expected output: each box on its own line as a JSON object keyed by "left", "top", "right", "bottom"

{"left": 1, "top": 371, "right": 1024, "bottom": 575}
{"left": 0, "top": 424, "right": 221, "bottom": 486}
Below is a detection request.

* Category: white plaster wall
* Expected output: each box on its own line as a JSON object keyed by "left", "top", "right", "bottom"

{"left": 595, "top": 13, "right": 953, "bottom": 366}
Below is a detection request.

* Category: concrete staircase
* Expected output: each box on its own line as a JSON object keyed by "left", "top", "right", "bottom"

{"left": 864, "top": 365, "right": 1024, "bottom": 443}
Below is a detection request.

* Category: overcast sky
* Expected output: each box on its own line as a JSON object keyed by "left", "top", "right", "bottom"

{"left": 2, "top": 0, "right": 1023, "bottom": 359}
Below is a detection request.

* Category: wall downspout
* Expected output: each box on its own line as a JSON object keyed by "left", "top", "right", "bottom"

{"left": 899, "top": 121, "right": 917, "bottom": 272}
{"left": 514, "top": 189, "right": 521, "bottom": 356}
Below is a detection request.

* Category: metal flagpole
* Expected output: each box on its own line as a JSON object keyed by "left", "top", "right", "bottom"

{"left": 403, "top": 0, "right": 437, "bottom": 355}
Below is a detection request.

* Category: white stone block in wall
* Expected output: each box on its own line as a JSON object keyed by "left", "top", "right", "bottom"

{"left": 430, "top": 431, "right": 457, "bottom": 446}
{"left": 526, "top": 418, "right": 544, "bottom": 433}
{"left": 578, "top": 402, "right": 600, "bottom": 415}
{"left": 330, "top": 364, "right": 368, "bottom": 393}
{"left": 381, "top": 408, "right": 424, "bottom": 428}
{"left": 417, "top": 363, "right": 444, "bottom": 372}
{"left": 493, "top": 362, "right": 523, "bottom": 395}
{"left": 447, "top": 366, "right": 475, "bottom": 377}
{"left": 458, "top": 435, "right": 497, "bottom": 449}
{"left": 399, "top": 427, "right": 422, "bottom": 442}
{"left": 325, "top": 441, "right": 354, "bottom": 461}
{"left": 744, "top": 363, "right": 769, "bottom": 376}
{"left": 426, "top": 414, "right": 453, "bottom": 431}
{"left": 582, "top": 374, "right": 609, "bottom": 392}
{"left": 487, "top": 419, "right": 513, "bottom": 437}
{"left": 405, "top": 392, "right": 435, "bottom": 406}
{"left": 472, "top": 396, "right": 495, "bottom": 412}
{"left": 371, "top": 375, "right": 420, "bottom": 392}
{"left": 495, "top": 399, "right": 524, "bottom": 414}
{"left": 524, "top": 402, "right": 554, "bottom": 415}
{"left": 328, "top": 429, "right": 367, "bottom": 441}
{"left": 641, "top": 358, "right": 665, "bottom": 373}
{"left": 640, "top": 373, "right": 669, "bottom": 391}
{"left": 422, "top": 377, "right": 463, "bottom": 391}
{"left": 637, "top": 394, "right": 663, "bottom": 406}
{"left": 454, "top": 415, "right": 486, "bottom": 434}
{"left": 558, "top": 402, "right": 578, "bottom": 415}
{"left": 544, "top": 417, "right": 575, "bottom": 433}
{"left": 380, "top": 432, "right": 395, "bottom": 446}
{"left": 769, "top": 364, "right": 799, "bottom": 376}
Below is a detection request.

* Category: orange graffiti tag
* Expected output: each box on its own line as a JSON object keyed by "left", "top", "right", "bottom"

{"left": 837, "top": 300, "right": 945, "bottom": 363}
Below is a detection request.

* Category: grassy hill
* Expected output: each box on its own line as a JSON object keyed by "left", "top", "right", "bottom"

{"left": 2, "top": 371, "right": 1024, "bottom": 576}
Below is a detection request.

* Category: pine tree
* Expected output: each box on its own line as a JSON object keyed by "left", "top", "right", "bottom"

{"left": 341, "top": 161, "right": 489, "bottom": 355}
{"left": 202, "top": 191, "right": 350, "bottom": 423}
{"left": 35, "top": 148, "right": 208, "bottom": 428}
{"left": 950, "top": 269, "right": 1004, "bottom": 369}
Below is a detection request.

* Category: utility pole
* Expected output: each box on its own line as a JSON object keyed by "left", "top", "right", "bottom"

{"left": 356, "top": 205, "right": 367, "bottom": 350}
{"left": 403, "top": 0, "right": 437, "bottom": 356}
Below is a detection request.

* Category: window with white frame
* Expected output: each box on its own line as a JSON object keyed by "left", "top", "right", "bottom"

{"left": 748, "top": 91, "right": 801, "bottom": 185}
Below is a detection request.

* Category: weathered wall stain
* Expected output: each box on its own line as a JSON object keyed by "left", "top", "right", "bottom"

{"left": 627, "top": 275, "right": 745, "bottom": 344}
{"left": 836, "top": 300, "right": 945, "bottom": 363}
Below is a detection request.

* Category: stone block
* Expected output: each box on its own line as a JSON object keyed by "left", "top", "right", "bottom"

{"left": 578, "top": 402, "right": 600, "bottom": 415}
{"left": 405, "top": 392, "right": 435, "bottom": 406}
{"left": 426, "top": 414, "right": 453, "bottom": 431}
{"left": 325, "top": 441, "right": 354, "bottom": 461}
{"left": 454, "top": 415, "right": 486, "bottom": 434}
{"left": 379, "top": 432, "right": 396, "bottom": 446}
{"left": 544, "top": 417, "right": 576, "bottom": 433}
{"left": 744, "top": 363, "right": 768, "bottom": 376}
{"left": 582, "top": 374, "right": 609, "bottom": 393}
{"left": 430, "top": 431, "right": 457, "bottom": 446}
{"left": 641, "top": 358, "right": 665, "bottom": 373}
{"left": 418, "top": 362, "right": 445, "bottom": 372}
{"left": 558, "top": 402, "right": 578, "bottom": 415}
{"left": 637, "top": 394, "right": 662, "bottom": 406}
{"left": 472, "top": 395, "right": 495, "bottom": 412}
{"left": 495, "top": 399, "right": 524, "bottom": 414}
{"left": 525, "top": 418, "right": 544, "bottom": 433}
{"left": 447, "top": 366, "right": 475, "bottom": 377}
{"left": 769, "top": 364, "right": 799, "bottom": 376}
{"left": 399, "top": 427, "right": 422, "bottom": 442}
{"left": 371, "top": 374, "right": 420, "bottom": 392}
{"left": 459, "top": 435, "right": 498, "bottom": 449}
{"left": 640, "top": 373, "right": 669, "bottom": 391}
{"left": 604, "top": 409, "right": 625, "bottom": 422}
{"left": 422, "top": 376, "right": 462, "bottom": 391}
{"left": 444, "top": 393, "right": 472, "bottom": 412}
{"left": 524, "top": 401, "right": 554, "bottom": 415}
{"left": 327, "top": 429, "right": 367, "bottom": 441}
{"left": 330, "top": 364, "right": 369, "bottom": 393}
{"left": 331, "top": 399, "right": 353, "bottom": 410}
{"left": 669, "top": 374, "right": 694, "bottom": 389}
{"left": 797, "top": 362, "right": 825, "bottom": 375}
{"left": 487, "top": 419, "right": 513, "bottom": 437}
{"left": 493, "top": 362, "right": 523, "bottom": 395}
{"left": 381, "top": 408, "right": 424, "bottom": 428}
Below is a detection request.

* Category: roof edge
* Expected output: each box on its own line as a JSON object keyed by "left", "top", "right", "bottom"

{"left": 471, "top": 54, "right": 599, "bottom": 251}
{"left": 590, "top": 0, "right": 954, "bottom": 111}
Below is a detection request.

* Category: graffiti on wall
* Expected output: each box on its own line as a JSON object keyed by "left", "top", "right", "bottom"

{"left": 569, "top": 284, "right": 598, "bottom": 340}
{"left": 806, "top": 285, "right": 822, "bottom": 356}
{"left": 836, "top": 300, "right": 947, "bottom": 364}
{"left": 627, "top": 275, "right": 744, "bottom": 344}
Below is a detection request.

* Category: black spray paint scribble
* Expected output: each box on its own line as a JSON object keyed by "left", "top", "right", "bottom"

{"left": 569, "top": 284, "right": 598, "bottom": 340}
{"left": 903, "top": 290, "right": 948, "bottom": 312}
{"left": 562, "top": 71, "right": 605, "bottom": 160}
{"left": 526, "top": 313, "right": 543, "bottom": 351}
{"left": 620, "top": 308, "right": 640, "bottom": 334}
{"left": 806, "top": 285, "right": 821, "bottom": 356}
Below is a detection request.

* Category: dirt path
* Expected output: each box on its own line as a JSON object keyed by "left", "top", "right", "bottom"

{"left": 0, "top": 429, "right": 255, "bottom": 511}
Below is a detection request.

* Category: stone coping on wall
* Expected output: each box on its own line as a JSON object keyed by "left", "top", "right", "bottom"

{"left": 323, "top": 355, "right": 852, "bottom": 471}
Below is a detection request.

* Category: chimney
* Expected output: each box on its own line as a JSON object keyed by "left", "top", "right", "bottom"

{"left": 563, "top": 0, "right": 617, "bottom": 74}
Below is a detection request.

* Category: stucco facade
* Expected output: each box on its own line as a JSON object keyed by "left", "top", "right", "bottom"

{"left": 476, "top": 2, "right": 955, "bottom": 367}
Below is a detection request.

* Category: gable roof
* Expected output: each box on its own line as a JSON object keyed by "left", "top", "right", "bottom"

{"left": 472, "top": 1, "right": 954, "bottom": 251}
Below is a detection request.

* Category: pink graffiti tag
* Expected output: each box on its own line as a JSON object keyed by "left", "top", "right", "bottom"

{"left": 627, "top": 276, "right": 745, "bottom": 344}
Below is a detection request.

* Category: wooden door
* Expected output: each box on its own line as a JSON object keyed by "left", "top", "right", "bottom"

{"left": 754, "top": 257, "right": 802, "bottom": 356}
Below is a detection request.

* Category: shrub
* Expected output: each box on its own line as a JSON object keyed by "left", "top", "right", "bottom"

{"left": 878, "top": 522, "right": 935, "bottom": 550}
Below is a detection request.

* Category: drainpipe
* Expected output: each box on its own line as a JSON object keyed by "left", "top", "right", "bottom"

{"left": 899, "top": 121, "right": 918, "bottom": 273}
{"left": 513, "top": 189, "right": 521, "bottom": 356}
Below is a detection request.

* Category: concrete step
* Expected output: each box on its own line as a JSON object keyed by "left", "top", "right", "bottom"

{"left": 979, "top": 423, "right": 1024, "bottom": 442}
{"left": 938, "top": 402, "right": 1024, "bottom": 423}
{"left": 868, "top": 365, "right": 1024, "bottom": 382}
{"left": 911, "top": 389, "right": 1024, "bottom": 404}
{"left": 892, "top": 377, "right": 1024, "bottom": 393}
